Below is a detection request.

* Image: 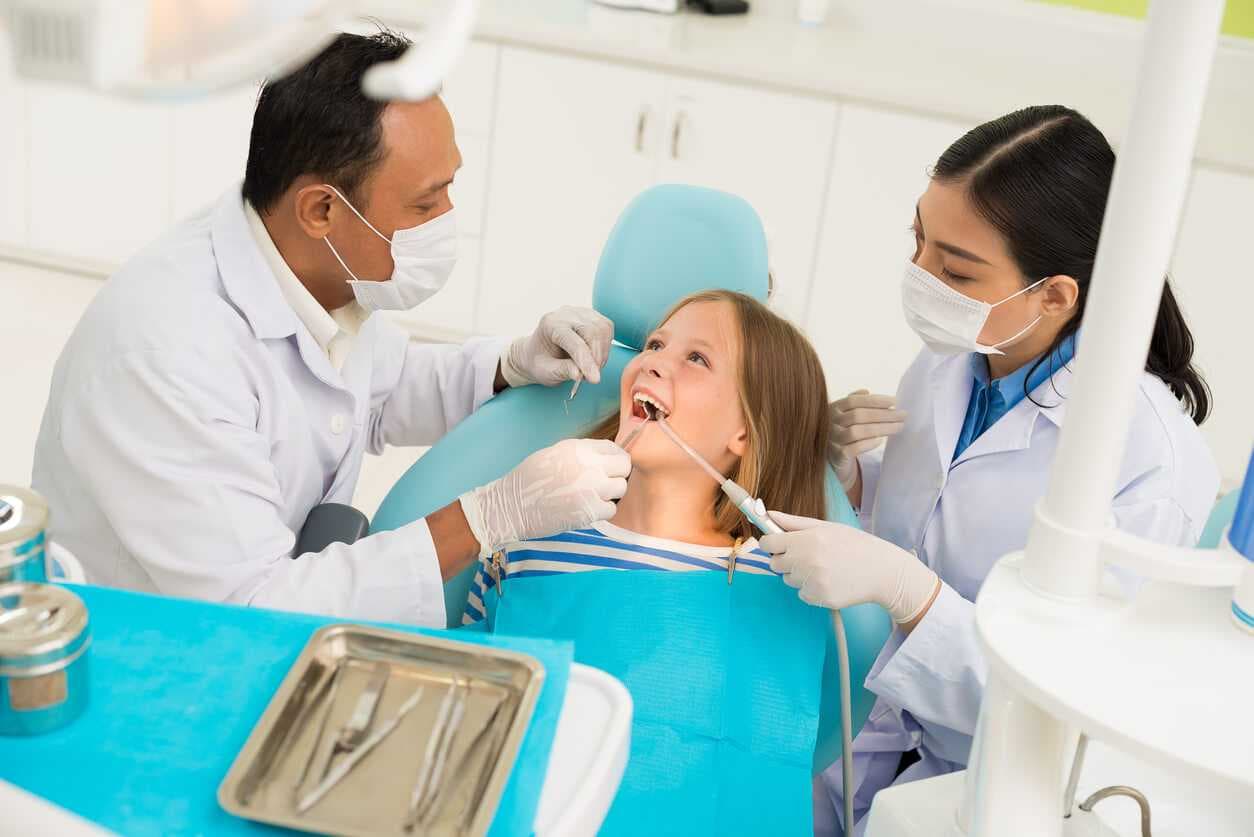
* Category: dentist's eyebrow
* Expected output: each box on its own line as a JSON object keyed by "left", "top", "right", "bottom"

{"left": 915, "top": 204, "right": 992, "bottom": 265}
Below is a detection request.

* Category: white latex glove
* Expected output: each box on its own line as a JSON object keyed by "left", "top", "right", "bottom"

{"left": 829, "top": 389, "right": 907, "bottom": 491}
{"left": 760, "top": 511, "right": 940, "bottom": 625}
{"left": 500, "top": 306, "right": 614, "bottom": 388}
{"left": 459, "top": 439, "right": 630, "bottom": 557}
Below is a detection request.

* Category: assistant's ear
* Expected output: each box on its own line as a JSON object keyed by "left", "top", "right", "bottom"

{"left": 727, "top": 424, "right": 749, "bottom": 459}
{"left": 293, "top": 184, "right": 337, "bottom": 240}
{"left": 1041, "top": 275, "right": 1080, "bottom": 317}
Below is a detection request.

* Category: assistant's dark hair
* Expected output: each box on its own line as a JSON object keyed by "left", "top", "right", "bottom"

{"left": 242, "top": 30, "right": 412, "bottom": 213}
{"left": 931, "top": 105, "right": 1210, "bottom": 424}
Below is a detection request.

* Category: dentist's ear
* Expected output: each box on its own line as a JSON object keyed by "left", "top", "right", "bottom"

{"left": 727, "top": 425, "right": 749, "bottom": 458}
{"left": 294, "top": 183, "right": 338, "bottom": 240}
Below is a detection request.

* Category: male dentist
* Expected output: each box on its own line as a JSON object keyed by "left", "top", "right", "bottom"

{"left": 32, "top": 31, "right": 628, "bottom": 627}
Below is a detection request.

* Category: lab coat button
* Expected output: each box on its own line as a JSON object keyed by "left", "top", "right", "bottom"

{"left": 330, "top": 414, "right": 347, "bottom": 435}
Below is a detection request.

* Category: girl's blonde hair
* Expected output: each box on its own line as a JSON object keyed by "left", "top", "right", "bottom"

{"left": 589, "top": 290, "right": 830, "bottom": 540}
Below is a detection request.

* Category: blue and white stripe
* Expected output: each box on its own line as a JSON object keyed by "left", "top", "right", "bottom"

{"left": 462, "top": 523, "right": 774, "bottom": 625}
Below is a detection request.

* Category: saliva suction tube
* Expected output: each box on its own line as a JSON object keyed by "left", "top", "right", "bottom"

{"left": 646, "top": 410, "right": 856, "bottom": 831}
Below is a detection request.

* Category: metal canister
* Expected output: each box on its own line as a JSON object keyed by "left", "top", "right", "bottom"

{"left": 0, "top": 485, "right": 50, "bottom": 584}
{"left": 0, "top": 582, "right": 91, "bottom": 735}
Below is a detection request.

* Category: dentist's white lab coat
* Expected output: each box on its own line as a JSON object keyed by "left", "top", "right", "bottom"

{"left": 31, "top": 189, "right": 505, "bottom": 627}
{"left": 818, "top": 348, "right": 1219, "bottom": 835}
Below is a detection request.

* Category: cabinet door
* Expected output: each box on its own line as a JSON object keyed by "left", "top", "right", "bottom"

{"left": 808, "top": 105, "right": 971, "bottom": 399}
{"left": 170, "top": 85, "right": 258, "bottom": 222}
{"left": 1171, "top": 167, "right": 1254, "bottom": 489}
{"left": 0, "top": 75, "right": 26, "bottom": 248}
{"left": 655, "top": 77, "right": 838, "bottom": 323}
{"left": 26, "top": 83, "right": 172, "bottom": 266}
{"left": 477, "top": 47, "right": 664, "bottom": 336}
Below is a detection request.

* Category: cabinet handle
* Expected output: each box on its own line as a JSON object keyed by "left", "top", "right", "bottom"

{"left": 635, "top": 108, "right": 648, "bottom": 153}
{"left": 671, "top": 111, "right": 686, "bottom": 160}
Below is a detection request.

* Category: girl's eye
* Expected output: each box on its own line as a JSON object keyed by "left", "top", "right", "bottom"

{"left": 688, "top": 352, "right": 709, "bottom": 368}
{"left": 645, "top": 339, "right": 663, "bottom": 351}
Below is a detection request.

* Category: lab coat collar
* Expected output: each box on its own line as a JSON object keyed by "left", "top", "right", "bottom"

{"left": 211, "top": 187, "right": 300, "bottom": 342}
{"left": 951, "top": 361, "right": 1073, "bottom": 466}
{"left": 930, "top": 354, "right": 975, "bottom": 473}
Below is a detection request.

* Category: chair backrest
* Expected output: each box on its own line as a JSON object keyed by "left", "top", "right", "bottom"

{"left": 370, "top": 184, "right": 891, "bottom": 763}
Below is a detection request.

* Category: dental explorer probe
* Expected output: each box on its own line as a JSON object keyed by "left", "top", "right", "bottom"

{"left": 653, "top": 415, "right": 857, "bottom": 832}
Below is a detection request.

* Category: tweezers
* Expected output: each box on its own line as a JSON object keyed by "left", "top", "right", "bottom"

{"left": 404, "top": 678, "right": 469, "bottom": 831}
{"left": 295, "top": 686, "right": 425, "bottom": 814}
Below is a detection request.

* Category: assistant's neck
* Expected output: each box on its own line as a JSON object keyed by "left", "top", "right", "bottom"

{"left": 610, "top": 467, "right": 731, "bottom": 547}
{"left": 986, "top": 322, "right": 1065, "bottom": 379}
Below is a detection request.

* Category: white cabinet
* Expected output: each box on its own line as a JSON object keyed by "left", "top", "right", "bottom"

{"left": 1171, "top": 167, "right": 1254, "bottom": 489}
{"left": 0, "top": 78, "right": 26, "bottom": 248}
{"left": 807, "top": 105, "right": 972, "bottom": 400}
{"left": 477, "top": 47, "right": 665, "bottom": 336}
{"left": 478, "top": 46, "right": 838, "bottom": 338}
{"left": 171, "top": 85, "right": 258, "bottom": 221}
{"left": 26, "top": 83, "right": 172, "bottom": 266}
{"left": 656, "top": 76, "right": 837, "bottom": 322}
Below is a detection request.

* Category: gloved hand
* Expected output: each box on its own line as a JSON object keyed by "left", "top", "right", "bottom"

{"left": 829, "top": 389, "right": 907, "bottom": 492}
{"left": 760, "top": 511, "right": 940, "bottom": 625}
{"left": 500, "top": 306, "right": 614, "bottom": 388}
{"left": 459, "top": 439, "right": 630, "bottom": 557}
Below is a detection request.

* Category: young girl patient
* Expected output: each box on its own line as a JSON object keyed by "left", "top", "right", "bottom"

{"left": 463, "top": 289, "right": 830, "bottom": 623}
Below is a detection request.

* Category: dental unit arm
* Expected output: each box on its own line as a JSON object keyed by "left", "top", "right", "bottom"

{"left": 652, "top": 415, "right": 858, "bottom": 832}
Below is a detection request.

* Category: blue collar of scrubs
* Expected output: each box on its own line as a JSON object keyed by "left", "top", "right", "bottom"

{"left": 954, "top": 334, "right": 1076, "bottom": 460}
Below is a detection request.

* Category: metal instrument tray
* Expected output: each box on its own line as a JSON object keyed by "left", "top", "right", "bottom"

{"left": 218, "top": 624, "right": 545, "bottom": 836}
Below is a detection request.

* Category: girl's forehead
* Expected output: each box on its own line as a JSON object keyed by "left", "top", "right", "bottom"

{"left": 658, "top": 300, "right": 738, "bottom": 350}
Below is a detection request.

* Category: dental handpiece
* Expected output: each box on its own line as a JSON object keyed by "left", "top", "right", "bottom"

{"left": 653, "top": 417, "right": 782, "bottom": 536}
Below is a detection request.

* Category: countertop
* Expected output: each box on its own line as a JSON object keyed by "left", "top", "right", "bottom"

{"left": 367, "top": 0, "right": 1254, "bottom": 174}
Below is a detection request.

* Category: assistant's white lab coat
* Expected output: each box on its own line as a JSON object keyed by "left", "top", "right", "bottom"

{"left": 32, "top": 189, "right": 505, "bottom": 626}
{"left": 817, "top": 348, "right": 1219, "bottom": 835}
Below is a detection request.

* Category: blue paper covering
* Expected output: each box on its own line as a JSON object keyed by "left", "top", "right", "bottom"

{"left": 0, "top": 585, "right": 572, "bottom": 836}
{"left": 487, "top": 570, "right": 829, "bottom": 836}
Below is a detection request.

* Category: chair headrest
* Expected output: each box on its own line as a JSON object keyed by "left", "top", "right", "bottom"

{"left": 592, "top": 184, "right": 770, "bottom": 351}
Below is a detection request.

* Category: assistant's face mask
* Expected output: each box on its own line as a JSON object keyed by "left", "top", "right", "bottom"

{"left": 901, "top": 260, "right": 1048, "bottom": 356}
{"left": 321, "top": 184, "right": 457, "bottom": 311}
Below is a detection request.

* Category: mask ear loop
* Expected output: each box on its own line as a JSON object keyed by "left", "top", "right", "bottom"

{"left": 980, "top": 276, "right": 1053, "bottom": 352}
{"left": 321, "top": 184, "right": 393, "bottom": 244}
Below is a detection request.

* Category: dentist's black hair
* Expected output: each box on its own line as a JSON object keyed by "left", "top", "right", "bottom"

{"left": 242, "top": 28, "right": 412, "bottom": 213}
{"left": 931, "top": 105, "right": 1210, "bottom": 424}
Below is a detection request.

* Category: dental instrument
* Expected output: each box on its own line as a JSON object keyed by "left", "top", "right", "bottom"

{"left": 295, "top": 685, "right": 425, "bottom": 814}
{"left": 317, "top": 661, "right": 390, "bottom": 781}
{"left": 653, "top": 415, "right": 857, "bottom": 831}
{"left": 404, "top": 678, "right": 469, "bottom": 831}
{"left": 618, "top": 414, "right": 652, "bottom": 451}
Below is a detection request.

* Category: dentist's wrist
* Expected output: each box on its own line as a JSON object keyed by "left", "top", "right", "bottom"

{"left": 498, "top": 339, "right": 531, "bottom": 389}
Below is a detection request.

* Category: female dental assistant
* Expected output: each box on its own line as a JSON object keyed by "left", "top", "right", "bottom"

{"left": 760, "top": 105, "right": 1220, "bottom": 835}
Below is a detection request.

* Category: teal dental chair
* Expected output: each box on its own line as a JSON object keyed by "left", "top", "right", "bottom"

{"left": 371, "top": 183, "right": 893, "bottom": 770}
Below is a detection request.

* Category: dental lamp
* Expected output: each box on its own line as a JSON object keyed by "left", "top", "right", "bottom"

{"left": 0, "top": 0, "right": 477, "bottom": 101}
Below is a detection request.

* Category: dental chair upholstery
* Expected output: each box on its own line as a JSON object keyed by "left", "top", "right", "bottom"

{"left": 371, "top": 184, "right": 893, "bottom": 768}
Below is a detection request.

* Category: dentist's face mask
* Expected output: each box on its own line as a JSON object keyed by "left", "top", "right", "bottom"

{"left": 321, "top": 184, "right": 457, "bottom": 311}
{"left": 901, "top": 260, "right": 1048, "bottom": 356}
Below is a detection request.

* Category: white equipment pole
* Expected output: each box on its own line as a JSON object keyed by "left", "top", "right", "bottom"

{"left": 1020, "top": 0, "right": 1226, "bottom": 600}
{"left": 961, "top": 2, "right": 1226, "bottom": 835}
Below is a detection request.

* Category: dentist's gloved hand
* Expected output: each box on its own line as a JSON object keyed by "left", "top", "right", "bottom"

{"left": 500, "top": 306, "right": 614, "bottom": 388}
{"left": 829, "top": 390, "right": 907, "bottom": 491}
{"left": 761, "top": 511, "right": 940, "bottom": 625}
{"left": 459, "top": 439, "right": 630, "bottom": 557}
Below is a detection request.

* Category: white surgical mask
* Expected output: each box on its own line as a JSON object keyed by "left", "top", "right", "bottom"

{"left": 321, "top": 184, "right": 457, "bottom": 311}
{"left": 901, "top": 260, "right": 1048, "bottom": 356}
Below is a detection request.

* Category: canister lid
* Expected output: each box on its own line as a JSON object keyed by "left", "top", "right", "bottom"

{"left": 0, "top": 485, "right": 49, "bottom": 545}
{"left": 0, "top": 582, "right": 89, "bottom": 668}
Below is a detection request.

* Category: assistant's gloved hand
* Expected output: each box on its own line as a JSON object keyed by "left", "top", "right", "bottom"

{"left": 500, "top": 306, "right": 614, "bottom": 388}
{"left": 829, "top": 389, "right": 907, "bottom": 491}
{"left": 761, "top": 511, "right": 940, "bottom": 625}
{"left": 459, "top": 439, "right": 630, "bottom": 557}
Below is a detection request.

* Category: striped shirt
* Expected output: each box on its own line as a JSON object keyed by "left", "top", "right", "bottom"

{"left": 462, "top": 520, "right": 776, "bottom": 625}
